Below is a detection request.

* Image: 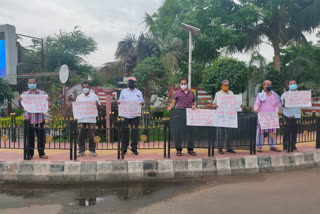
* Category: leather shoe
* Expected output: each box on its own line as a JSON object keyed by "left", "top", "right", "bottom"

{"left": 270, "top": 147, "right": 281, "bottom": 152}
{"left": 131, "top": 149, "right": 139, "bottom": 155}
{"left": 218, "top": 149, "right": 224, "bottom": 154}
{"left": 226, "top": 149, "right": 236, "bottom": 153}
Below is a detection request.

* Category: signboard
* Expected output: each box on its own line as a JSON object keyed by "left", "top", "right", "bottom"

{"left": 21, "top": 94, "right": 48, "bottom": 113}
{"left": 258, "top": 112, "right": 279, "bottom": 130}
{"left": 285, "top": 91, "right": 312, "bottom": 108}
{"left": 186, "top": 109, "right": 214, "bottom": 126}
{"left": 118, "top": 100, "right": 142, "bottom": 117}
{"left": 186, "top": 109, "right": 238, "bottom": 128}
{"left": 72, "top": 101, "right": 98, "bottom": 119}
{"left": 59, "top": 64, "right": 69, "bottom": 84}
{"left": 217, "top": 94, "right": 242, "bottom": 112}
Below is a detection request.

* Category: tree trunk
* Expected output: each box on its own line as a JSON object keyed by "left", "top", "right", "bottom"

{"left": 273, "top": 42, "right": 281, "bottom": 72}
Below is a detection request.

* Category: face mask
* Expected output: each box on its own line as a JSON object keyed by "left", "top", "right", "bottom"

{"left": 289, "top": 84, "right": 297, "bottom": 91}
{"left": 222, "top": 86, "right": 229, "bottom": 91}
{"left": 180, "top": 85, "right": 187, "bottom": 90}
{"left": 266, "top": 86, "right": 272, "bottom": 91}
{"left": 83, "top": 88, "right": 90, "bottom": 94}
{"left": 128, "top": 80, "right": 135, "bottom": 89}
{"left": 28, "top": 83, "right": 37, "bottom": 90}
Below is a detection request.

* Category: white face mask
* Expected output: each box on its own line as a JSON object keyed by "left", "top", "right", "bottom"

{"left": 83, "top": 88, "right": 90, "bottom": 94}
{"left": 180, "top": 85, "right": 187, "bottom": 90}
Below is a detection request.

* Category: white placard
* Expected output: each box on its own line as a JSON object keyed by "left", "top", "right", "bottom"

{"left": 217, "top": 94, "right": 242, "bottom": 112}
{"left": 285, "top": 91, "right": 312, "bottom": 107}
{"left": 258, "top": 112, "right": 280, "bottom": 130}
{"left": 21, "top": 94, "right": 48, "bottom": 113}
{"left": 118, "top": 100, "right": 142, "bottom": 117}
{"left": 72, "top": 101, "right": 98, "bottom": 120}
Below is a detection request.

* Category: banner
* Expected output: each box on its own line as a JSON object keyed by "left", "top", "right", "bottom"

{"left": 285, "top": 91, "right": 312, "bottom": 108}
{"left": 72, "top": 101, "right": 98, "bottom": 120}
{"left": 258, "top": 112, "right": 279, "bottom": 130}
{"left": 118, "top": 100, "right": 142, "bottom": 117}
{"left": 186, "top": 108, "right": 238, "bottom": 128}
{"left": 21, "top": 94, "right": 48, "bottom": 113}
{"left": 186, "top": 109, "right": 214, "bottom": 126}
{"left": 217, "top": 94, "right": 242, "bottom": 112}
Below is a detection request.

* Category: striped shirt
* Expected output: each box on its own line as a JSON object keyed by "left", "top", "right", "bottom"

{"left": 173, "top": 89, "right": 195, "bottom": 109}
{"left": 23, "top": 89, "right": 47, "bottom": 124}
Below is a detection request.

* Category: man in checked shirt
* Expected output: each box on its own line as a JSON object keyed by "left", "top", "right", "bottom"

{"left": 18, "top": 78, "right": 49, "bottom": 160}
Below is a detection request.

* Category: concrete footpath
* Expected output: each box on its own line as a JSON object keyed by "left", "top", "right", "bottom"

{"left": 0, "top": 143, "right": 319, "bottom": 183}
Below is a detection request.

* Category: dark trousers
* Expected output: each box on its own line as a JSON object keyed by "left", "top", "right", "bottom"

{"left": 283, "top": 116, "right": 298, "bottom": 150}
{"left": 122, "top": 117, "right": 140, "bottom": 151}
{"left": 175, "top": 126, "right": 193, "bottom": 152}
{"left": 216, "top": 127, "right": 232, "bottom": 150}
{"left": 24, "top": 121, "right": 46, "bottom": 157}
{"left": 78, "top": 123, "right": 96, "bottom": 152}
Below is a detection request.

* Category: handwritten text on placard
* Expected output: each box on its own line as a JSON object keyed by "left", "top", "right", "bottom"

{"left": 258, "top": 112, "right": 279, "bottom": 130}
{"left": 72, "top": 101, "right": 98, "bottom": 119}
{"left": 217, "top": 94, "right": 242, "bottom": 112}
{"left": 21, "top": 94, "right": 48, "bottom": 113}
{"left": 118, "top": 101, "right": 142, "bottom": 117}
{"left": 285, "top": 91, "right": 311, "bottom": 107}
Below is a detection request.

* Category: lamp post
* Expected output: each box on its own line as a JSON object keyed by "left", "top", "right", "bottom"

{"left": 181, "top": 23, "right": 201, "bottom": 89}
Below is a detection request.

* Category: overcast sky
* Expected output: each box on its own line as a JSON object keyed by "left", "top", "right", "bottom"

{"left": 1, "top": 0, "right": 318, "bottom": 67}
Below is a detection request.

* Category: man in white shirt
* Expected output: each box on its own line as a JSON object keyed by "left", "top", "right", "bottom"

{"left": 118, "top": 77, "right": 144, "bottom": 155}
{"left": 76, "top": 81, "right": 101, "bottom": 157}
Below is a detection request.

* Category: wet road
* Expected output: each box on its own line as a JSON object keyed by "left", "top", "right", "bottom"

{"left": 0, "top": 167, "right": 320, "bottom": 214}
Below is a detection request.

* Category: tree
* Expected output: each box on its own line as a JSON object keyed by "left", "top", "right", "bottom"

{"left": 115, "top": 34, "right": 137, "bottom": 76}
{"left": 233, "top": 0, "right": 320, "bottom": 71}
{"left": 201, "top": 57, "right": 248, "bottom": 96}
{"left": 133, "top": 57, "right": 169, "bottom": 109}
{"left": 0, "top": 78, "right": 14, "bottom": 104}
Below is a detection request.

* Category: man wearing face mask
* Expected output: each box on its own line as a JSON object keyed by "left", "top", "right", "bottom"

{"left": 118, "top": 77, "right": 144, "bottom": 155}
{"left": 254, "top": 80, "right": 282, "bottom": 152}
{"left": 76, "top": 81, "right": 101, "bottom": 157}
{"left": 212, "top": 80, "right": 236, "bottom": 154}
{"left": 168, "top": 77, "right": 196, "bottom": 156}
{"left": 18, "top": 79, "right": 49, "bottom": 160}
{"left": 281, "top": 80, "right": 300, "bottom": 151}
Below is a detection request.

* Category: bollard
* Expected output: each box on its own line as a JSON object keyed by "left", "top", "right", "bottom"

{"left": 316, "top": 117, "right": 320, "bottom": 149}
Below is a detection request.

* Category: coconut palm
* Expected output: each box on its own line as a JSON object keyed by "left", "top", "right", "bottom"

{"left": 115, "top": 34, "right": 137, "bottom": 76}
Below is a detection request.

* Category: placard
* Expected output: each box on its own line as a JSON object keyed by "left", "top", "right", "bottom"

{"left": 217, "top": 94, "right": 242, "bottom": 112}
{"left": 186, "top": 109, "right": 214, "bottom": 126}
{"left": 72, "top": 101, "right": 98, "bottom": 119}
{"left": 212, "top": 110, "right": 238, "bottom": 128}
{"left": 118, "top": 100, "right": 142, "bottom": 117}
{"left": 258, "top": 112, "right": 279, "bottom": 130}
{"left": 21, "top": 94, "right": 48, "bottom": 113}
{"left": 285, "top": 91, "right": 312, "bottom": 107}
{"left": 186, "top": 109, "right": 238, "bottom": 128}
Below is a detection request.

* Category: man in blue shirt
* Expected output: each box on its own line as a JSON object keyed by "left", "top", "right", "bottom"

{"left": 118, "top": 77, "right": 144, "bottom": 155}
{"left": 281, "top": 80, "right": 300, "bottom": 151}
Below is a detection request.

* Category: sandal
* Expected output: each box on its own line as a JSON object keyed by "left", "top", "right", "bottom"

{"left": 188, "top": 151, "right": 196, "bottom": 156}
{"left": 40, "top": 155, "right": 48, "bottom": 159}
{"left": 176, "top": 151, "right": 182, "bottom": 156}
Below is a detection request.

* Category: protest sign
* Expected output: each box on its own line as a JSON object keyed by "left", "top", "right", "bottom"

{"left": 217, "top": 94, "right": 242, "bottom": 112}
{"left": 186, "top": 109, "right": 238, "bottom": 128}
{"left": 72, "top": 101, "right": 98, "bottom": 119}
{"left": 21, "top": 94, "right": 48, "bottom": 113}
{"left": 212, "top": 110, "right": 238, "bottom": 128}
{"left": 186, "top": 108, "right": 214, "bottom": 126}
{"left": 258, "top": 112, "right": 279, "bottom": 130}
{"left": 285, "top": 91, "right": 312, "bottom": 107}
{"left": 118, "top": 100, "right": 142, "bottom": 117}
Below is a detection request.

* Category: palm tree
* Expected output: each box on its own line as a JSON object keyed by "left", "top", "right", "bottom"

{"left": 115, "top": 34, "right": 137, "bottom": 76}
{"left": 235, "top": 0, "right": 320, "bottom": 72}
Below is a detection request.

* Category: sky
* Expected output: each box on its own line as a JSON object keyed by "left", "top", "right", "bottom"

{"left": 0, "top": 0, "right": 164, "bottom": 67}
{"left": 0, "top": 0, "right": 318, "bottom": 67}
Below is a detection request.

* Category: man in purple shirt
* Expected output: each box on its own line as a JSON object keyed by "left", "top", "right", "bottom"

{"left": 168, "top": 77, "right": 196, "bottom": 156}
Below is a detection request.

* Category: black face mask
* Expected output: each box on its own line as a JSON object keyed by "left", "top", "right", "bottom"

{"left": 128, "top": 80, "right": 135, "bottom": 89}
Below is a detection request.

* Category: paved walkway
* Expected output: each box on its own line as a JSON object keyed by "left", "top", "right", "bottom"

{"left": 0, "top": 142, "right": 316, "bottom": 162}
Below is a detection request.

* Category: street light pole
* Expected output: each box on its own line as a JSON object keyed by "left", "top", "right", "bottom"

{"left": 181, "top": 23, "right": 200, "bottom": 90}
{"left": 188, "top": 31, "right": 192, "bottom": 89}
